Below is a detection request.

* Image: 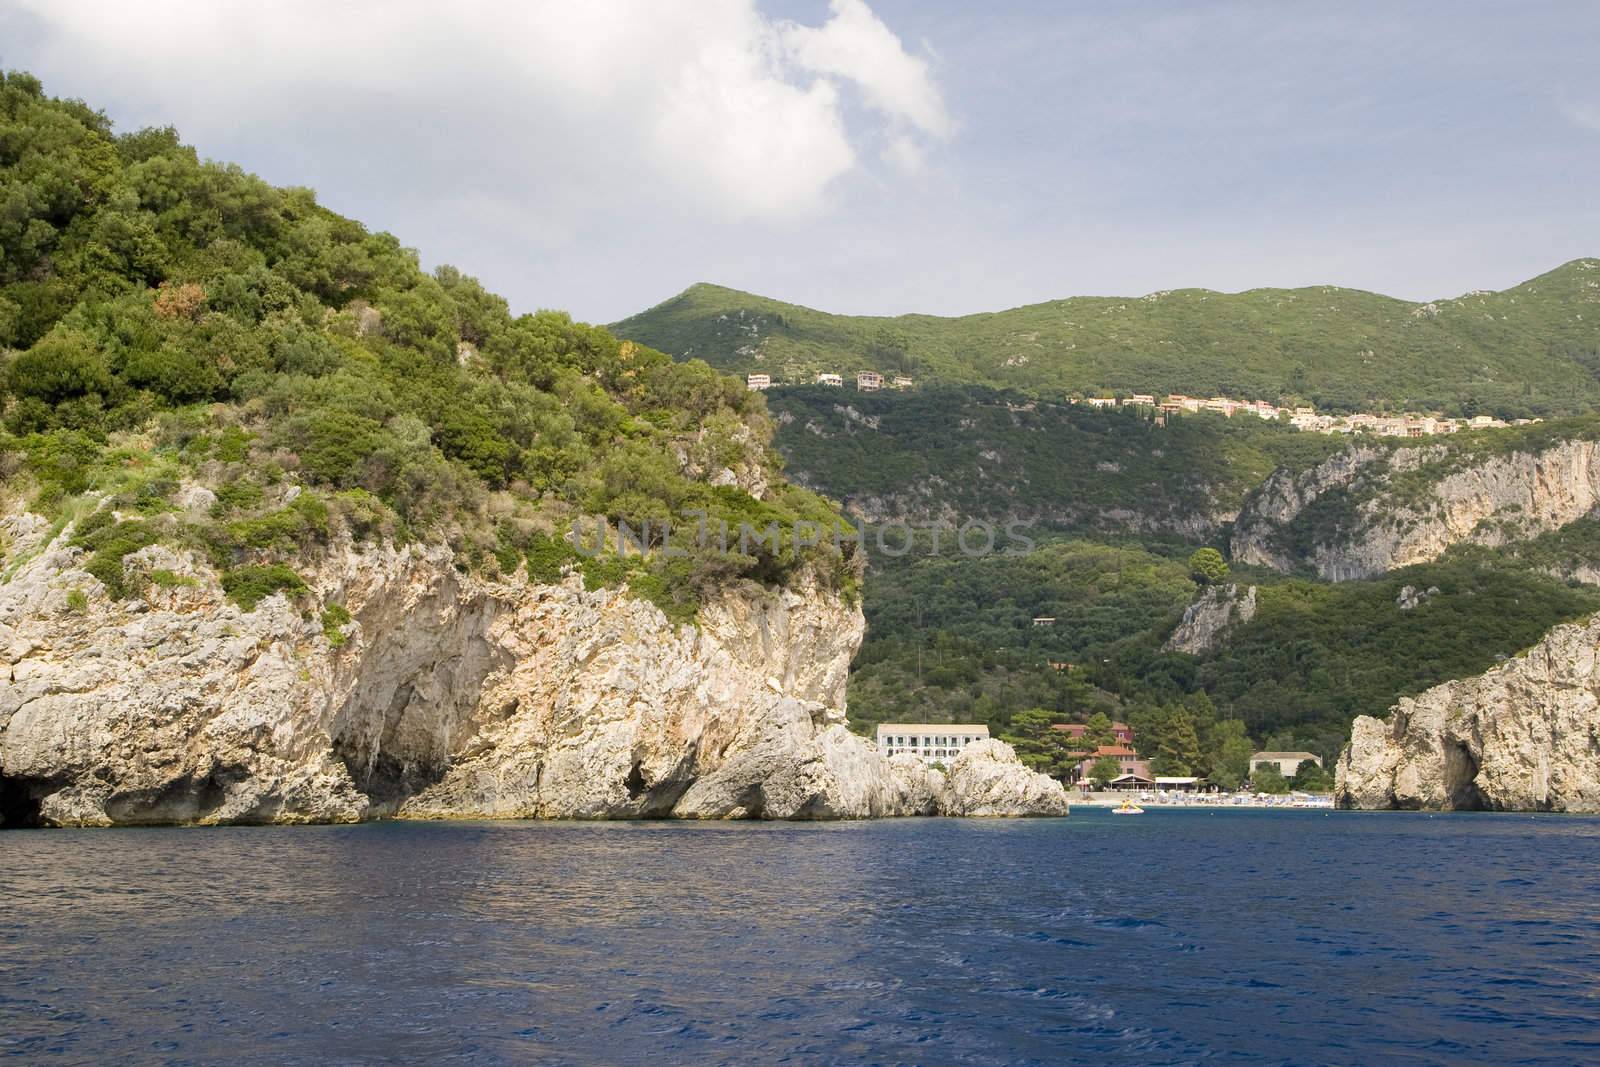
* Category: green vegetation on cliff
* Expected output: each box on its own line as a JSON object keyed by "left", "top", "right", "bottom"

{"left": 765, "top": 385, "right": 1341, "bottom": 537}
{"left": 613, "top": 262, "right": 1600, "bottom": 418}
{"left": 0, "top": 72, "right": 854, "bottom": 620}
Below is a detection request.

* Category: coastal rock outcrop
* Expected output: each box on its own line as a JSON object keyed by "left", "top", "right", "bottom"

{"left": 0, "top": 505, "right": 1067, "bottom": 826}
{"left": 1233, "top": 437, "right": 1600, "bottom": 581}
{"left": 1163, "top": 583, "right": 1257, "bottom": 655}
{"left": 1336, "top": 612, "right": 1600, "bottom": 812}
{"left": 938, "top": 739, "right": 1073, "bottom": 816}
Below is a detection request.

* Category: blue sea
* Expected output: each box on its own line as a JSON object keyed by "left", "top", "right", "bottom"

{"left": 3, "top": 809, "right": 1598, "bottom": 1065}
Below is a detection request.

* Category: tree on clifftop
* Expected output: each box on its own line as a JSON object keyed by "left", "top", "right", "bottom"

{"left": 1188, "top": 547, "right": 1229, "bottom": 586}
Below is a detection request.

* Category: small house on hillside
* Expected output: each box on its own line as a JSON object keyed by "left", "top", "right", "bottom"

{"left": 746, "top": 373, "right": 771, "bottom": 391}
{"left": 1251, "top": 751, "right": 1322, "bottom": 776}
{"left": 816, "top": 372, "right": 844, "bottom": 387}
{"left": 857, "top": 371, "right": 884, "bottom": 391}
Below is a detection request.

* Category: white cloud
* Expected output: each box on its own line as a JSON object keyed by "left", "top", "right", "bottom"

{"left": 6, "top": 0, "right": 947, "bottom": 222}
{"left": 881, "top": 134, "right": 927, "bottom": 175}
{"left": 780, "top": 0, "right": 954, "bottom": 139}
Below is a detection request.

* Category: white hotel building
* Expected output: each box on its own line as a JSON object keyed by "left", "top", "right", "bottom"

{"left": 875, "top": 723, "right": 990, "bottom": 764}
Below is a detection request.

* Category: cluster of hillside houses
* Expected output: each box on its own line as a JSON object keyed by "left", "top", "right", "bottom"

{"left": 1079, "top": 393, "right": 1531, "bottom": 437}
{"left": 873, "top": 722, "right": 1323, "bottom": 793}
{"left": 745, "top": 370, "right": 913, "bottom": 391}
{"left": 744, "top": 376, "right": 1530, "bottom": 437}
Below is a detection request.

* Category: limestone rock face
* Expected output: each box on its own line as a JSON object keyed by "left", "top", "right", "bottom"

{"left": 0, "top": 504, "right": 1066, "bottom": 825}
{"left": 1163, "top": 584, "right": 1257, "bottom": 655}
{"left": 1336, "top": 613, "right": 1600, "bottom": 812}
{"left": 1233, "top": 438, "right": 1600, "bottom": 581}
{"left": 939, "top": 739, "right": 1073, "bottom": 817}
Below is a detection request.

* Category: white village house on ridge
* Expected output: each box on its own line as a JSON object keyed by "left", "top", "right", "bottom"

{"left": 876, "top": 724, "right": 990, "bottom": 765}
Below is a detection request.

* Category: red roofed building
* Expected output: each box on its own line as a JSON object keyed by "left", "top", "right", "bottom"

{"left": 1069, "top": 744, "right": 1150, "bottom": 784}
{"left": 1052, "top": 721, "right": 1134, "bottom": 745}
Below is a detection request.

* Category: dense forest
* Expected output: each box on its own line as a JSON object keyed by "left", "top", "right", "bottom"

{"left": 845, "top": 533, "right": 1600, "bottom": 768}
{"left": 0, "top": 72, "right": 856, "bottom": 626}
{"left": 765, "top": 384, "right": 1343, "bottom": 537}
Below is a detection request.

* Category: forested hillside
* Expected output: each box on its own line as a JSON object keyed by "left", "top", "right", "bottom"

{"left": 849, "top": 538, "right": 1600, "bottom": 768}
{"left": 613, "top": 237, "right": 1600, "bottom": 767}
{"left": 0, "top": 71, "right": 853, "bottom": 624}
{"left": 755, "top": 384, "right": 1600, "bottom": 770}
{"left": 613, "top": 262, "right": 1600, "bottom": 418}
{"left": 767, "top": 384, "right": 1341, "bottom": 538}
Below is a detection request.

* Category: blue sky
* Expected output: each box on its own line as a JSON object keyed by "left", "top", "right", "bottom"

{"left": 3, "top": 1, "right": 1596, "bottom": 322}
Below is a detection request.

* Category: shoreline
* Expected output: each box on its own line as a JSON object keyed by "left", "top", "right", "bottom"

{"left": 1070, "top": 791, "right": 1334, "bottom": 809}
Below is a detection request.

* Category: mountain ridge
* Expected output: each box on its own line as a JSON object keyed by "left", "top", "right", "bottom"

{"left": 627, "top": 257, "right": 1599, "bottom": 330}
{"left": 612, "top": 258, "right": 1600, "bottom": 418}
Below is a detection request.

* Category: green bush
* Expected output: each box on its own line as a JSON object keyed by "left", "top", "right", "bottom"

{"left": 214, "top": 425, "right": 252, "bottom": 462}
{"left": 223, "top": 493, "right": 330, "bottom": 551}
{"left": 120, "top": 343, "right": 221, "bottom": 402}
{"left": 221, "top": 564, "right": 306, "bottom": 611}
{"left": 213, "top": 478, "right": 265, "bottom": 513}
{"left": 6, "top": 330, "right": 112, "bottom": 404}
{"left": 321, "top": 602, "right": 352, "bottom": 646}
{"left": 525, "top": 531, "right": 578, "bottom": 583}
{"left": 72, "top": 517, "right": 160, "bottom": 600}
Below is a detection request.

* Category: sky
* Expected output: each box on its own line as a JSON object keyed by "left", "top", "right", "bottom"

{"left": 2, "top": 0, "right": 1597, "bottom": 324}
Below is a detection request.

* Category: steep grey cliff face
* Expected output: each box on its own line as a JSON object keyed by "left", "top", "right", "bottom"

{"left": 0, "top": 504, "right": 1068, "bottom": 826}
{"left": 1233, "top": 438, "right": 1600, "bottom": 580}
{"left": 1336, "top": 612, "right": 1600, "bottom": 812}
{"left": 1163, "top": 584, "right": 1257, "bottom": 655}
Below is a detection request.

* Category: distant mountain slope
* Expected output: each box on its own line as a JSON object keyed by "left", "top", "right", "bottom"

{"left": 611, "top": 261, "right": 1600, "bottom": 418}
{"left": 766, "top": 384, "right": 1342, "bottom": 540}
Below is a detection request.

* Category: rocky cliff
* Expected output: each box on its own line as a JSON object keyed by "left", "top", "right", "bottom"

{"left": 0, "top": 504, "right": 1068, "bottom": 826}
{"left": 1336, "top": 612, "right": 1600, "bottom": 812}
{"left": 1163, "top": 583, "right": 1257, "bottom": 655}
{"left": 1233, "top": 437, "right": 1600, "bottom": 581}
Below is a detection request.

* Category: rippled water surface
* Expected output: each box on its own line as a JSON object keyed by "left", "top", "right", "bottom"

{"left": 3, "top": 809, "right": 1599, "bottom": 1065}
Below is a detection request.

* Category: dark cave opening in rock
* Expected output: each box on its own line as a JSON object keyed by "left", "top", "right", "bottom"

{"left": 0, "top": 773, "right": 43, "bottom": 828}
{"left": 1444, "top": 741, "right": 1488, "bottom": 810}
{"left": 337, "top": 747, "right": 449, "bottom": 812}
